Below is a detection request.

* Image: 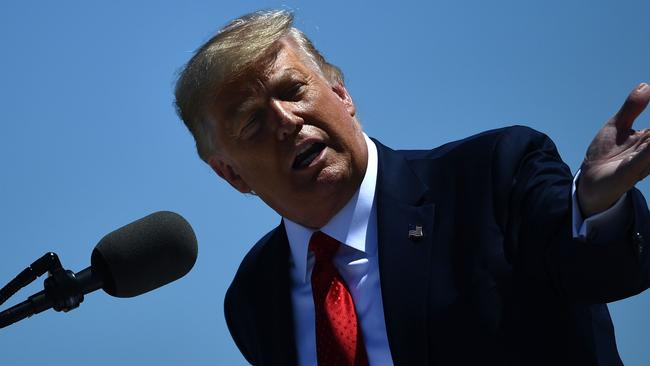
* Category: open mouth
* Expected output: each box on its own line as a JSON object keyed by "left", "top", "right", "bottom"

{"left": 292, "top": 142, "right": 326, "bottom": 170}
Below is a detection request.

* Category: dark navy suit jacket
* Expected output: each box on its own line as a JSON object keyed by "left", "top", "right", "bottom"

{"left": 224, "top": 126, "right": 650, "bottom": 365}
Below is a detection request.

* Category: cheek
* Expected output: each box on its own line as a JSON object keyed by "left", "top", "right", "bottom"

{"left": 238, "top": 152, "right": 282, "bottom": 182}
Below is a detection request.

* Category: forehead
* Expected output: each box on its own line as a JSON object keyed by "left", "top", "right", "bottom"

{"left": 214, "top": 40, "right": 316, "bottom": 116}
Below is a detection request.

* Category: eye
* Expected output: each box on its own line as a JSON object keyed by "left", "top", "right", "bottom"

{"left": 281, "top": 83, "right": 304, "bottom": 101}
{"left": 240, "top": 111, "right": 261, "bottom": 138}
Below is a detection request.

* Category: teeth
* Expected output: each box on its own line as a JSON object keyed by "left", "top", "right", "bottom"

{"left": 300, "top": 150, "right": 319, "bottom": 168}
{"left": 297, "top": 142, "right": 315, "bottom": 156}
{"left": 293, "top": 142, "right": 325, "bottom": 170}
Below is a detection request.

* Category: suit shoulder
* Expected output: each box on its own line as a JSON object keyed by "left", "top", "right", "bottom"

{"left": 397, "top": 125, "right": 550, "bottom": 161}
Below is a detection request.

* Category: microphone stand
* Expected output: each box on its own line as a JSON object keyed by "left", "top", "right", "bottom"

{"left": 0, "top": 253, "right": 103, "bottom": 329}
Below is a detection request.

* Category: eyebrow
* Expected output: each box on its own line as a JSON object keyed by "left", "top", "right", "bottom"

{"left": 224, "top": 82, "right": 263, "bottom": 120}
{"left": 225, "top": 67, "right": 308, "bottom": 121}
{"left": 233, "top": 99, "right": 260, "bottom": 121}
{"left": 270, "top": 67, "right": 308, "bottom": 84}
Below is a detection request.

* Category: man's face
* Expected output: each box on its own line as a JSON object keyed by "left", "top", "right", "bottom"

{"left": 209, "top": 39, "right": 368, "bottom": 228}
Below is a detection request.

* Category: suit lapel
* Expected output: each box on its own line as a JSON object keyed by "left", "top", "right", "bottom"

{"left": 374, "top": 140, "right": 436, "bottom": 365}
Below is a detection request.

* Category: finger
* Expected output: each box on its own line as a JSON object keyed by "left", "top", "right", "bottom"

{"left": 637, "top": 140, "right": 650, "bottom": 183}
{"left": 614, "top": 83, "right": 650, "bottom": 130}
{"left": 628, "top": 130, "right": 650, "bottom": 182}
{"left": 640, "top": 157, "right": 650, "bottom": 182}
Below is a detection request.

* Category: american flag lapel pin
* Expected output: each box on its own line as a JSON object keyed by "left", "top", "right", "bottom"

{"left": 408, "top": 224, "right": 424, "bottom": 240}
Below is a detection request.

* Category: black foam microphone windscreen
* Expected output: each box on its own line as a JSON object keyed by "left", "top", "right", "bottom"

{"left": 91, "top": 211, "right": 198, "bottom": 298}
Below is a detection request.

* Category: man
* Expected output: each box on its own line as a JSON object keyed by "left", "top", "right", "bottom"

{"left": 174, "top": 10, "right": 650, "bottom": 366}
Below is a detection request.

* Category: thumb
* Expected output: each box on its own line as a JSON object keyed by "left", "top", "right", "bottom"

{"left": 614, "top": 83, "right": 650, "bottom": 130}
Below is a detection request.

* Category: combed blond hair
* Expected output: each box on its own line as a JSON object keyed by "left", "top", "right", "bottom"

{"left": 174, "top": 10, "right": 344, "bottom": 161}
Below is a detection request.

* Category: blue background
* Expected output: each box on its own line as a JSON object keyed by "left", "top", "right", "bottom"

{"left": 1, "top": 1, "right": 649, "bottom": 364}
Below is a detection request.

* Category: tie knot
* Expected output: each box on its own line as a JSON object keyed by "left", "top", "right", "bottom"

{"left": 309, "top": 231, "right": 340, "bottom": 262}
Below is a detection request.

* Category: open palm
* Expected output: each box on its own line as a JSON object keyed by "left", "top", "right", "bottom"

{"left": 578, "top": 83, "right": 650, "bottom": 217}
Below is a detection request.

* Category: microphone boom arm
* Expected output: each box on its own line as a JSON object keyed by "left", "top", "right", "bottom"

{"left": 0, "top": 263, "right": 104, "bottom": 329}
{"left": 0, "top": 252, "right": 63, "bottom": 306}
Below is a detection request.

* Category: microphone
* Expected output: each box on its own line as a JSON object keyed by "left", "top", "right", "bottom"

{"left": 0, "top": 211, "right": 198, "bottom": 329}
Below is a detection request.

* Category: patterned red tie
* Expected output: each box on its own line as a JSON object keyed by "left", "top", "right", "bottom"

{"left": 309, "top": 231, "right": 369, "bottom": 366}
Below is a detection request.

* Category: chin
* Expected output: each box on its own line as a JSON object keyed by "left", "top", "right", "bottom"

{"left": 315, "top": 162, "right": 351, "bottom": 185}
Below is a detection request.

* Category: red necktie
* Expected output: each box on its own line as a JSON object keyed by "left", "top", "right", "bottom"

{"left": 309, "top": 231, "right": 369, "bottom": 366}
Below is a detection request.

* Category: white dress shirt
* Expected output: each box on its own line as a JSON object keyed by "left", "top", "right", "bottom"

{"left": 284, "top": 134, "right": 393, "bottom": 365}
{"left": 284, "top": 135, "right": 626, "bottom": 366}
{"left": 571, "top": 171, "right": 629, "bottom": 239}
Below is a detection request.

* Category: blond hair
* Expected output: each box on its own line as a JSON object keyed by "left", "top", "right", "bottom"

{"left": 174, "top": 10, "right": 343, "bottom": 161}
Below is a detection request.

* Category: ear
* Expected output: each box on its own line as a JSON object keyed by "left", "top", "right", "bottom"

{"left": 207, "top": 156, "right": 252, "bottom": 193}
{"left": 332, "top": 82, "right": 356, "bottom": 117}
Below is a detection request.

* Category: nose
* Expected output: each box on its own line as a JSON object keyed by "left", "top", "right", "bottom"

{"left": 270, "top": 99, "right": 303, "bottom": 140}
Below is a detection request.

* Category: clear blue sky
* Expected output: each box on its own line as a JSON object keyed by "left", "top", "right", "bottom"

{"left": 1, "top": 1, "right": 649, "bottom": 365}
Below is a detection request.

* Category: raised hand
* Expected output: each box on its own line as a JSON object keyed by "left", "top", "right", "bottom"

{"left": 578, "top": 83, "right": 650, "bottom": 217}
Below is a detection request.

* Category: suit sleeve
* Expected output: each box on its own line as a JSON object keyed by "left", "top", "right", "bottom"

{"left": 494, "top": 126, "right": 650, "bottom": 303}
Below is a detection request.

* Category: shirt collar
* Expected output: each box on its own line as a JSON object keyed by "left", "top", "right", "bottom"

{"left": 283, "top": 134, "right": 378, "bottom": 283}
